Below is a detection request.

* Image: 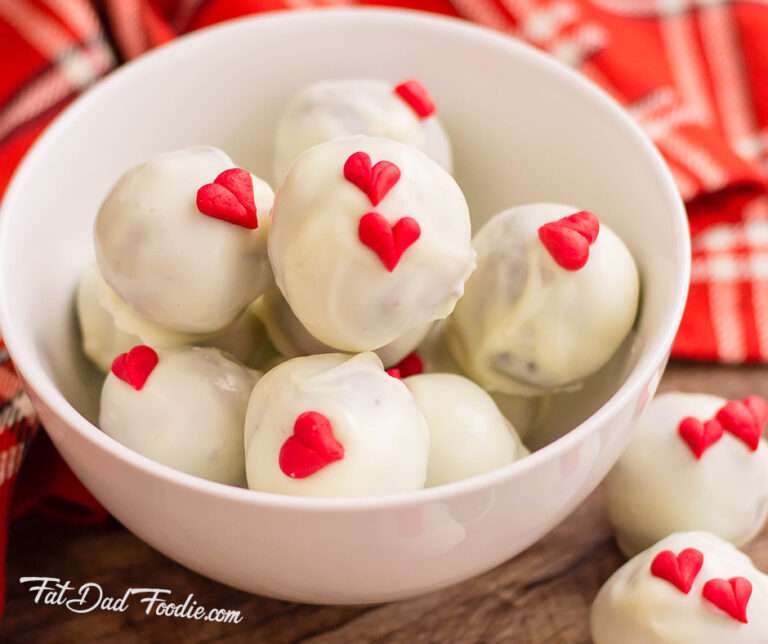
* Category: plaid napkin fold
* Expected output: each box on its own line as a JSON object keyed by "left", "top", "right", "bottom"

{"left": 1, "top": 0, "right": 767, "bottom": 618}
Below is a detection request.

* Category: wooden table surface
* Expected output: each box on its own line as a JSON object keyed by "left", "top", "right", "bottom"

{"left": 4, "top": 362, "right": 768, "bottom": 644}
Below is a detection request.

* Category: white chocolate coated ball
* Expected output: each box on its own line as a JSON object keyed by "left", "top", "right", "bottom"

{"left": 257, "top": 287, "right": 430, "bottom": 367}
{"left": 273, "top": 79, "right": 452, "bottom": 182}
{"left": 447, "top": 203, "right": 639, "bottom": 396}
{"left": 404, "top": 373, "right": 527, "bottom": 486}
{"left": 269, "top": 135, "right": 475, "bottom": 352}
{"left": 605, "top": 392, "right": 768, "bottom": 557}
{"left": 77, "top": 264, "right": 269, "bottom": 371}
{"left": 592, "top": 532, "right": 768, "bottom": 644}
{"left": 100, "top": 347, "right": 259, "bottom": 485}
{"left": 244, "top": 353, "right": 429, "bottom": 497}
{"left": 95, "top": 147, "right": 274, "bottom": 334}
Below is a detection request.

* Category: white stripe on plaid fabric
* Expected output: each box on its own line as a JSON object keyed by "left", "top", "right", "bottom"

{"left": 627, "top": 89, "right": 701, "bottom": 143}
{"left": 660, "top": 8, "right": 714, "bottom": 125}
{"left": 499, "top": 0, "right": 532, "bottom": 16}
{"left": 737, "top": 130, "right": 768, "bottom": 160}
{"left": 549, "top": 23, "right": 607, "bottom": 66}
{"left": 691, "top": 251, "right": 768, "bottom": 282}
{"left": 693, "top": 215, "right": 768, "bottom": 251}
{"left": 699, "top": 3, "right": 763, "bottom": 161}
{"left": 0, "top": 444, "right": 19, "bottom": 487}
{"left": 43, "top": 0, "right": 103, "bottom": 37}
{"left": 753, "top": 275, "right": 768, "bottom": 357}
{"left": 491, "top": 0, "right": 608, "bottom": 64}
{"left": 661, "top": 132, "right": 728, "bottom": 189}
{"left": 746, "top": 199, "right": 768, "bottom": 355}
{"left": 0, "top": 37, "right": 114, "bottom": 142}
{"left": 639, "top": 105, "right": 700, "bottom": 141}
{"left": 709, "top": 279, "right": 747, "bottom": 362}
{"left": 0, "top": 391, "right": 38, "bottom": 486}
{"left": 0, "top": 0, "right": 74, "bottom": 56}
{"left": 519, "top": 2, "right": 577, "bottom": 41}
{"left": 628, "top": 88, "right": 679, "bottom": 122}
{"left": 0, "top": 443, "right": 25, "bottom": 488}
{"left": 0, "top": 392, "right": 36, "bottom": 429}
{"left": 694, "top": 243, "right": 768, "bottom": 364}
{"left": 592, "top": 0, "right": 768, "bottom": 17}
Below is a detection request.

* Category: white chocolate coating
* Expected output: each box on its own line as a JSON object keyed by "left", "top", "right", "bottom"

{"left": 244, "top": 352, "right": 430, "bottom": 497}
{"left": 404, "top": 373, "right": 527, "bottom": 486}
{"left": 416, "top": 322, "right": 547, "bottom": 438}
{"left": 77, "top": 264, "right": 270, "bottom": 371}
{"left": 591, "top": 532, "right": 768, "bottom": 644}
{"left": 269, "top": 135, "right": 475, "bottom": 352}
{"left": 447, "top": 203, "right": 639, "bottom": 396}
{"left": 605, "top": 392, "right": 768, "bottom": 557}
{"left": 257, "top": 287, "right": 430, "bottom": 367}
{"left": 100, "top": 347, "right": 259, "bottom": 486}
{"left": 273, "top": 79, "right": 453, "bottom": 182}
{"left": 95, "top": 147, "right": 275, "bottom": 334}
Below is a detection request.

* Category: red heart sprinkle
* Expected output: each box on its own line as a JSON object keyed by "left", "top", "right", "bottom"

{"left": 394, "top": 80, "right": 437, "bottom": 119}
{"left": 390, "top": 352, "right": 424, "bottom": 379}
{"left": 538, "top": 223, "right": 590, "bottom": 271}
{"left": 744, "top": 395, "right": 768, "bottom": 429}
{"left": 717, "top": 400, "right": 762, "bottom": 451}
{"left": 538, "top": 210, "right": 600, "bottom": 271}
{"left": 344, "top": 151, "right": 401, "bottom": 206}
{"left": 386, "top": 368, "right": 402, "bottom": 379}
{"left": 196, "top": 168, "right": 258, "bottom": 229}
{"left": 358, "top": 212, "right": 421, "bottom": 272}
{"left": 279, "top": 411, "right": 344, "bottom": 479}
{"left": 561, "top": 210, "right": 600, "bottom": 243}
{"left": 111, "top": 345, "right": 158, "bottom": 391}
{"left": 650, "top": 548, "right": 704, "bottom": 594}
{"left": 702, "top": 577, "right": 752, "bottom": 623}
{"left": 678, "top": 417, "right": 724, "bottom": 459}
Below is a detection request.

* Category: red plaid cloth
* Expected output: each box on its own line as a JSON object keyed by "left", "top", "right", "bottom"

{"left": 1, "top": 0, "right": 767, "bottom": 618}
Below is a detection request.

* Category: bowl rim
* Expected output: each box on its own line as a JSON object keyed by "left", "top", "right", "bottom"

{"left": 0, "top": 7, "right": 691, "bottom": 512}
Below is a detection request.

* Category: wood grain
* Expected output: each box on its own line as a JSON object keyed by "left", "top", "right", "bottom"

{"left": 4, "top": 363, "right": 768, "bottom": 643}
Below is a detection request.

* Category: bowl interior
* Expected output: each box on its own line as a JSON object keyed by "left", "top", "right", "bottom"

{"left": 0, "top": 10, "right": 687, "bottom": 466}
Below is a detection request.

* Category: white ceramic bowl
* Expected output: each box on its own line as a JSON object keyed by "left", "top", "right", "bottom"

{"left": 0, "top": 9, "right": 689, "bottom": 603}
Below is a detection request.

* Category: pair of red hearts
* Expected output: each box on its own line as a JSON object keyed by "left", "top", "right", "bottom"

{"left": 651, "top": 548, "right": 752, "bottom": 623}
{"left": 196, "top": 168, "right": 259, "bottom": 229}
{"left": 537, "top": 211, "right": 600, "bottom": 271}
{"left": 279, "top": 411, "right": 344, "bottom": 479}
{"left": 678, "top": 395, "right": 768, "bottom": 458}
{"left": 344, "top": 151, "right": 421, "bottom": 272}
